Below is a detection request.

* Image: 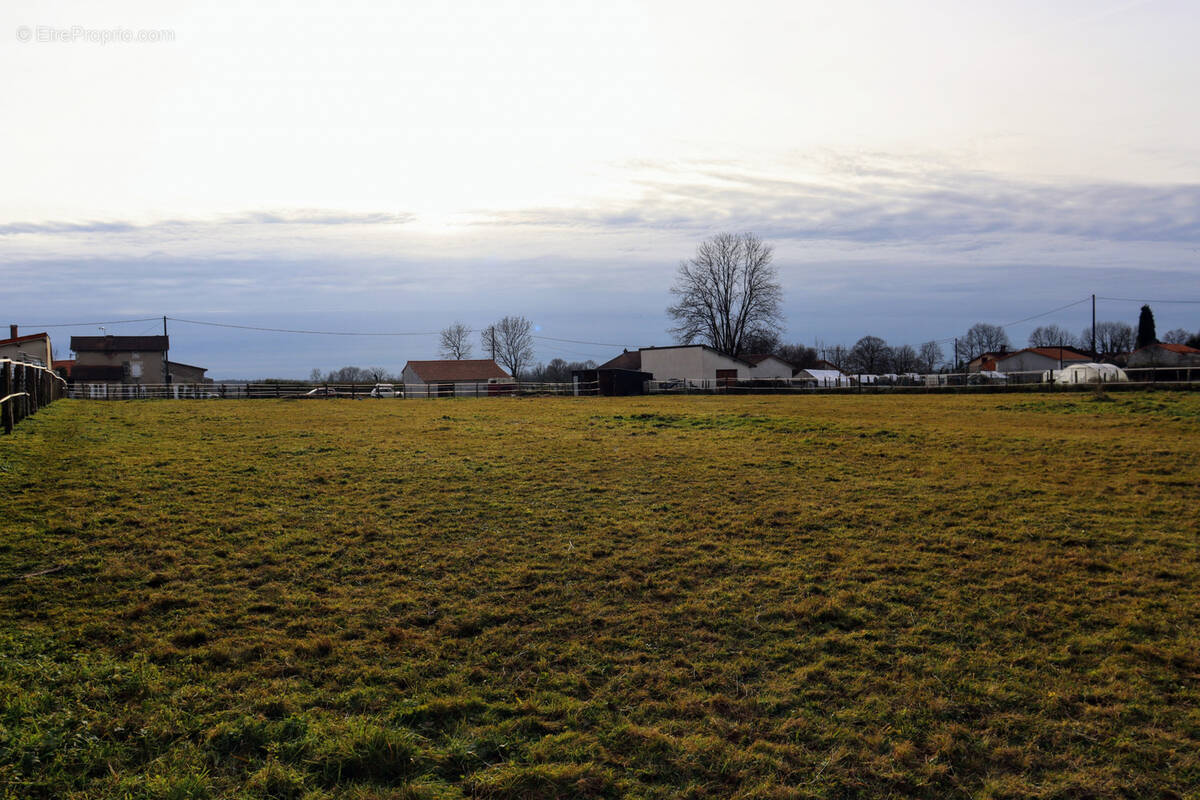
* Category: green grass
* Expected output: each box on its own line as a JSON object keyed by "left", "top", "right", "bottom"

{"left": 2, "top": 393, "right": 1198, "bottom": 799}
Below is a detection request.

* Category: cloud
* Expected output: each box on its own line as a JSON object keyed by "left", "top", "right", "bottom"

{"left": 0, "top": 209, "right": 415, "bottom": 237}
{"left": 477, "top": 159, "right": 1200, "bottom": 246}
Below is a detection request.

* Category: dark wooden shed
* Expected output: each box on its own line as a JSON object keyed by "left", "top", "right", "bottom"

{"left": 573, "top": 368, "right": 652, "bottom": 396}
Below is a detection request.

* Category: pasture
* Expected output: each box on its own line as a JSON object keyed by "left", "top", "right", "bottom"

{"left": 1, "top": 393, "right": 1198, "bottom": 799}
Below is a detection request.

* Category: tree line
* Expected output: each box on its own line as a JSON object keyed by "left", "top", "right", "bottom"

{"left": 666, "top": 232, "right": 1197, "bottom": 373}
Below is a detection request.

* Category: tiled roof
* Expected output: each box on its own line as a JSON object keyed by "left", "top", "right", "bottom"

{"left": 998, "top": 347, "right": 1089, "bottom": 362}
{"left": 404, "top": 359, "right": 511, "bottom": 382}
{"left": 0, "top": 332, "right": 50, "bottom": 347}
{"left": 71, "top": 336, "right": 169, "bottom": 353}
{"left": 639, "top": 344, "right": 755, "bottom": 367}
{"left": 1149, "top": 342, "right": 1200, "bottom": 355}
{"left": 598, "top": 350, "right": 642, "bottom": 370}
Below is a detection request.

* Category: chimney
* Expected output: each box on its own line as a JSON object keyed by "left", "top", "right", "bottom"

{"left": 9, "top": 324, "right": 17, "bottom": 339}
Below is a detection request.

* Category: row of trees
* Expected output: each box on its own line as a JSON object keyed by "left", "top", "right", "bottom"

{"left": 1029, "top": 320, "right": 1200, "bottom": 353}
{"left": 308, "top": 365, "right": 395, "bottom": 383}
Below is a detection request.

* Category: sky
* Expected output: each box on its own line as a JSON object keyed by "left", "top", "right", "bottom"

{"left": 3, "top": 0, "right": 1199, "bottom": 377}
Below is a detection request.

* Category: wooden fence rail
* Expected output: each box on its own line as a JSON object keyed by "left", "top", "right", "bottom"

{"left": 1, "top": 359, "right": 68, "bottom": 434}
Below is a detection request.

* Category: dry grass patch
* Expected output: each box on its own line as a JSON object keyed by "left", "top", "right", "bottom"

{"left": 1, "top": 392, "right": 1198, "bottom": 798}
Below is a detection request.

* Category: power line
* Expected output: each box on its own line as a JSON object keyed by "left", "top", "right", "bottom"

{"left": 533, "top": 334, "right": 636, "bottom": 348}
{"left": 926, "top": 297, "right": 1091, "bottom": 346}
{"left": 1097, "top": 296, "right": 1200, "bottom": 304}
{"left": 16, "top": 317, "right": 160, "bottom": 328}
{"left": 170, "top": 317, "right": 639, "bottom": 348}
{"left": 166, "top": 317, "right": 440, "bottom": 336}
{"left": 999, "top": 297, "right": 1091, "bottom": 328}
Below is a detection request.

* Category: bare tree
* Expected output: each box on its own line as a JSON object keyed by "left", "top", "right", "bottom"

{"left": 1028, "top": 325, "right": 1077, "bottom": 348}
{"left": 1161, "top": 328, "right": 1191, "bottom": 345}
{"left": 819, "top": 343, "right": 849, "bottom": 370}
{"left": 890, "top": 343, "right": 920, "bottom": 373}
{"left": 1081, "top": 321, "right": 1134, "bottom": 355}
{"left": 917, "top": 340, "right": 944, "bottom": 373}
{"left": 741, "top": 328, "right": 782, "bottom": 355}
{"left": 480, "top": 325, "right": 498, "bottom": 360}
{"left": 962, "top": 323, "right": 1010, "bottom": 361}
{"left": 846, "top": 336, "right": 891, "bottom": 374}
{"left": 778, "top": 343, "right": 818, "bottom": 369}
{"left": 439, "top": 322, "right": 473, "bottom": 360}
{"left": 667, "top": 232, "right": 783, "bottom": 357}
{"left": 366, "top": 366, "right": 391, "bottom": 382}
{"left": 492, "top": 315, "right": 535, "bottom": 379}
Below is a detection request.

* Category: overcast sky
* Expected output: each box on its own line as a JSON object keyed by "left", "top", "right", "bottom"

{"left": 4, "top": 0, "right": 1199, "bottom": 377}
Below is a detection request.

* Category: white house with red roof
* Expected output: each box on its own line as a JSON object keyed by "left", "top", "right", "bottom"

{"left": 990, "top": 347, "right": 1091, "bottom": 375}
{"left": 0, "top": 326, "right": 53, "bottom": 368}
{"left": 1126, "top": 342, "right": 1200, "bottom": 368}
{"left": 400, "top": 359, "right": 512, "bottom": 397}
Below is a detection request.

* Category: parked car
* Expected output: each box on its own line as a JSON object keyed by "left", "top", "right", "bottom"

{"left": 369, "top": 383, "right": 396, "bottom": 398}
{"left": 305, "top": 387, "right": 339, "bottom": 397}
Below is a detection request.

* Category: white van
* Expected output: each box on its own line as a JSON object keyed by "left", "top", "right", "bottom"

{"left": 370, "top": 383, "right": 397, "bottom": 398}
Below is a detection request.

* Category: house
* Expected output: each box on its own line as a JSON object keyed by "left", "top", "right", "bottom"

{"left": 967, "top": 350, "right": 1010, "bottom": 373}
{"left": 0, "top": 326, "right": 53, "bottom": 368}
{"left": 1126, "top": 342, "right": 1200, "bottom": 381}
{"left": 70, "top": 335, "right": 170, "bottom": 384}
{"left": 744, "top": 354, "right": 795, "bottom": 381}
{"left": 990, "top": 347, "right": 1089, "bottom": 380}
{"left": 400, "top": 359, "right": 512, "bottom": 397}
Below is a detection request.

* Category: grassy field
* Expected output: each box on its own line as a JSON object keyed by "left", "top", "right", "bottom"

{"left": 1, "top": 392, "right": 1198, "bottom": 799}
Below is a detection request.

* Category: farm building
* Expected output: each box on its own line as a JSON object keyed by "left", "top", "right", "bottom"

{"left": 1126, "top": 343, "right": 1200, "bottom": 381}
{"left": 628, "top": 345, "right": 754, "bottom": 385}
{"left": 168, "top": 361, "right": 211, "bottom": 384}
{"left": 571, "top": 367, "right": 652, "bottom": 396}
{"left": 0, "top": 326, "right": 52, "bottom": 368}
{"left": 794, "top": 368, "right": 851, "bottom": 388}
{"left": 401, "top": 359, "right": 512, "bottom": 397}
{"left": 992, "top": 347, "right": 1090, "bottom": 379}
{"left": 1050, "top": 362, "right": 1129, "bottom": 384}
{"left": 744, "top": 354, "right": 795, "bottom": 381}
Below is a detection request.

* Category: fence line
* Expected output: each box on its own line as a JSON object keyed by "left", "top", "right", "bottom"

{"left": 66, "top": 380, "right": 602, "bottom": 400}
{"left": 1, "top": 359, "right": 68, "bottom": 434}
{"left": 59, "top": 365, "right": 1199, "bottom": 402}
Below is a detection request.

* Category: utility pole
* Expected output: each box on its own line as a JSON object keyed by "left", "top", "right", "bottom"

{"left": 163, "top": 315, "right": 170, "bottom": 386}
{"left": 954, "top": 338, "right": 959, "bottom": 372}
{"left": 1091, "top": 294, "right": 1096, "bottom": 359}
